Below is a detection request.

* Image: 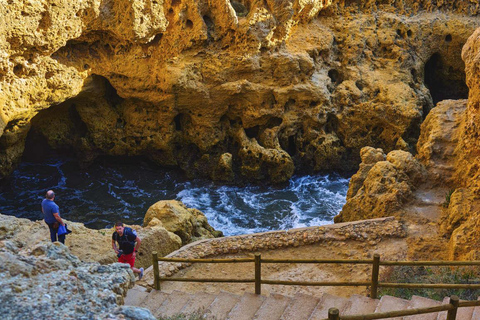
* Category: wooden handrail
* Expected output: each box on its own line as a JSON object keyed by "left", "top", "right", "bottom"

{"left": 261, "top": 280, "right": 370, "bottom": 286}
{"left": 261, "top": 258, "right": 373, "bottom": 264}
{"left": 158, "top": 277, "right": 255, "bottom": 283}
{"left": 152, "top": 253, "right": 480, "bottom": 320}
{"left": 158, "top": 257, "right": 254, "bottom": 263}
{"left": 327, "top": 303, "right": 454, "bottom": 320}
{"left": 152, "top": 253, "right": 480, "bottom": 300}
{"left": 459, "top": 300, "right": 480, "bottom": 307}
{"left": 379, "top": 283, "right": 480, "bottom": 289}
{"left": 380, "top": 260, "right": 480, "bottom": 266}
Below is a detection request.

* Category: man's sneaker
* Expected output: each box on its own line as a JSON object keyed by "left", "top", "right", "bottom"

{"left": 138, "top": 267, "right": 144, "bottom": 281}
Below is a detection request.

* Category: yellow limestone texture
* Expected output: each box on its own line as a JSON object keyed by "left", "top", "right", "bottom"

{"left": 336, "top": 22, "right": 480, "bottom": 260}
{"left": 2, "top": 1, "right": 480, "bottom": 183}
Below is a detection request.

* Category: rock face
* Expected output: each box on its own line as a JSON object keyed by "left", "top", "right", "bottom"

{"left": 335, "top": 147, "right": 426, "bottom": 223}
{"left": 0, "top": 241, "right": 156, "bottom": 320}
{"left": 1, "top": 1, "right": 479, "bottom": 182}
{"left": 144, "top": 200, "right": 223, "bottom": 244}
{"left": 431, "top": 26, "right": 480, "bottom": 260}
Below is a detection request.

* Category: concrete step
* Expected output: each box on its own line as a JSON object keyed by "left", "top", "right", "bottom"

{"left": 470, "top": 297, "right": 480, "bottom": 320}
{"left": 342, "top": 294, "right": 379, "bottom": 316}
{"left": 154, "top": 290, "right": 191, "bottom": 318}
{"left": 123, "top": 285, "right": 149, "bottom": 306}
{"left": 226, "top": 292, "right": 266, "bottom": 320}
{"left": 280, "top": 292, "right": 320, "bottom": 320}
{"left": 138, "top": 290, "right": 168, "bottom": 312}
{"left": 374, "top": 295, "right": 410, "bottom": 320}
{"left": 404, "top": 295, "right": 441, "bottom": 320}
{"left": 309, "top": 293, "right": 350, "bottom": 320}
{"left": 180, "top": 291, "right": 216, "bottom": 315}
{"left": 455, "top": 301, "right": 474, "bottom": 320}
{"left": 253, "top": 293, "right": 291, "bottom": 320}
{"left": 436, "top": 297, "right": 451, "bottom": 320}
{"left": 437, "top": 297, "right": 475, "bottom": 320}
{"left": 205, "top": 291, "right": 242, "bottom": 320}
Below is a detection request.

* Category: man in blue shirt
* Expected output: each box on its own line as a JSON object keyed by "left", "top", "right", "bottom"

{"left": 41, "top": 190, "right": 65, "bottom": 244}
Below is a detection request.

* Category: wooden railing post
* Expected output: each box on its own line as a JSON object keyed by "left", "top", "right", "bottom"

{"left": 255, "top": 253, "right": 261, "bottom": 295}
{"left": 328, "top": 307, "right": 339, "bottom": 320}
{"left": 152, "top": 251, "right": 160, "bottom": 290}
{"left": 371, "top": 253, "right": 380, "bottom": 299}
{"left": 447, "top": 295, "right": 459, "bottom": 320}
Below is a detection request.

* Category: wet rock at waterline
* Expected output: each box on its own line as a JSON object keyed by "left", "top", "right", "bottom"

{"left": 1, "top": 1, "right": 478, "bottom": 183}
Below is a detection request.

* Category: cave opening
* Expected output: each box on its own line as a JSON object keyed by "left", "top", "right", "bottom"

{"left": 424, "top": 52, "right": 469, "bottom": 105}
{"left": 22, "top": 75, "right": 124, "bottom": 162}
{"left": 174, "top": 113, "right": 184, "bottom": 131}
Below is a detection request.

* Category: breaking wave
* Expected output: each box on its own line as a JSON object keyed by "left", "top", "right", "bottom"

{"left": 0, "top": 157, "right": 349, "bottom": 236}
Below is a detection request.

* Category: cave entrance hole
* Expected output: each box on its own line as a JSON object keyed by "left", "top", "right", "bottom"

{"left": 22, "top": 75, "right": 124, "bottom": 162}
{"left": 424, "top": 53, "right": 469, "bottom": 105}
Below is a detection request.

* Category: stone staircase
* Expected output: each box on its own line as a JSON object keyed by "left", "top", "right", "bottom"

{"left": 124, "top": 286, "right": 480, "bottom": 319}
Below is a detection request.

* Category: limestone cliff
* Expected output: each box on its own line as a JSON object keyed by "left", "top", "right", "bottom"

{"left": 1, "top": 0, "right": 479, "bottom": 183}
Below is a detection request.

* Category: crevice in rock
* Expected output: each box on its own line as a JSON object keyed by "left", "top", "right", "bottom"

{"left": 230, "top": 0, "right": 249, "bottom": 17}
{"left": 245, "top": 125, "right": 259, "bottom": 139}
{"left": 424, "top": 52, "right": 468, "bottom": 105}
{"left": 174, "top": 113, "right": 184, "bottom": 131}
{"left": 328, "top": 69, "right": 341, "bottom": 84}
{"left": 280, "top": 135, "right": 296, "bottom": 157}
{"left": 203, "top": 15, "right": 215, "bottom": 41}
{"left": 266, "top": 117, "right": 283, "bottom": 128}
{"left": 325, "top": 113, "right": 339, "bottom": 134}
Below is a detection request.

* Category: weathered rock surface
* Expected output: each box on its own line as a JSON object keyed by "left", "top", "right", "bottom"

{"left": 0, "top": 241, "right": 156, "bottom": 320}
{"left": 0, "top": 213, "right": 182, "bottom": 269}
{"left": 427, "top": 27, "right": 480, "bottom": 260}
{"left": 143, "top": 216, "right": 406, "bottom": 284}
{"left": 1, "top": 1, "right": 479, "bottom": 183}
{"left": 416, "top": 99, "right": 467, "bottom": 187}
{"left": 144, "top": 200, "right": 223, "bottom": 244}
{"left": 335, "top": 148, "right": 426, "bottom": 223}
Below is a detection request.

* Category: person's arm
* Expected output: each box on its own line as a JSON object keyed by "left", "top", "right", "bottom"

{"left": 53, "top": 212, "right": 64, "bottom": 226}
{"left": 134, "top": 236, "right": 141, "bottom": 254}
{"left": 112, "top": 239, "right": 119, "bottom": 254}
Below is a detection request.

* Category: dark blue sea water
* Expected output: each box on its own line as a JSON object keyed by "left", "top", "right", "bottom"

{"left": 0, "top": 157, "right": 349, "bottom": 236}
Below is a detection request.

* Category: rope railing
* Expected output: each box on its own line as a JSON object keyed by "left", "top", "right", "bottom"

{"left": 151, "top": 252, "right": 480, "bottom": 320}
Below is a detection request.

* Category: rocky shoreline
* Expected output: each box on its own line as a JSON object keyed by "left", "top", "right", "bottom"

{"left": 0, "top": 200, "right": 222, "bottom": 319}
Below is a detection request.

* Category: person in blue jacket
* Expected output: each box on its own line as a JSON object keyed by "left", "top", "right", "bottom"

{"left": 41, "top": 190, "right": 66, "bottom": 244}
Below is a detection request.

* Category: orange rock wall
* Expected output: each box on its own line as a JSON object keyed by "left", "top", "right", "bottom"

{"left": 1, "top": 0, "right": 480, "bottom": 183}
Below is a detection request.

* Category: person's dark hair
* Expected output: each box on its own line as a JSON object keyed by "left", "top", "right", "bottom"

{"left": 46, "top": 190, "right": 55, "bottom": 200}
{"left": 115, "top": 221, "right": 124, "bottom": 227}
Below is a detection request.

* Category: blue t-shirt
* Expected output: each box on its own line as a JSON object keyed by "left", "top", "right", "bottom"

{"left": 42, "top": 199, "right": 60, "bottom": 223}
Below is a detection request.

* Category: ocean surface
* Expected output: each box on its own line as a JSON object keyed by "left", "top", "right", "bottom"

{"left": 0, "top": 157, "right": 349, "bottom": 236}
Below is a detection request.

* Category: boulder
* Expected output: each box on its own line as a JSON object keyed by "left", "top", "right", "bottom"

{"left": 335, "top": 148, "right": 426, "bottom": 223}
{"left": 144, "top": 200, "right": 223, "bottom": 244}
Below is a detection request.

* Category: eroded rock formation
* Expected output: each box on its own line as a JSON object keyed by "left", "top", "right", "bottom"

{"left": 334, "top": 146, "right": 426, "bottom": 223}
{"left": 144, "top": 199, "right": 223, "bottom": 244}
{"left": 1, "top": 1, "right": 479, "bottom": 182}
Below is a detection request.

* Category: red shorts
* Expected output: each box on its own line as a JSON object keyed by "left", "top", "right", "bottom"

{"left": 118, "top": 252, "right": 135, "bottom": 268}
